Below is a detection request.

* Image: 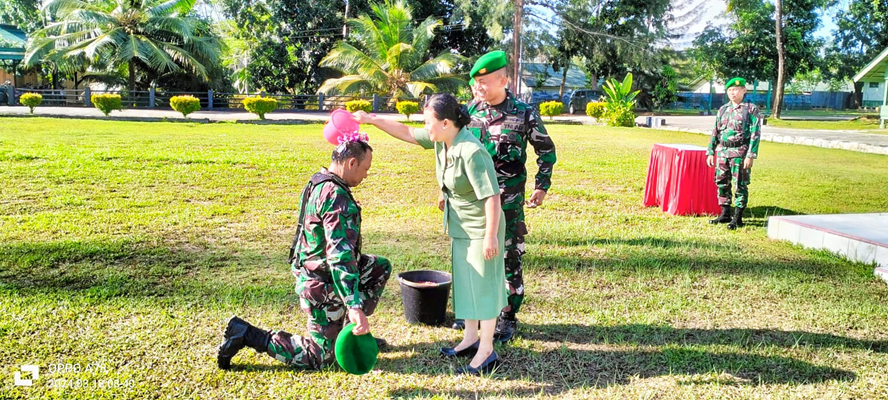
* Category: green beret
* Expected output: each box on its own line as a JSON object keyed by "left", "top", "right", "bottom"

{"left": 469, "top": 50, "right": 508, "bottom": 86}
{"left": 725, "top": 77, "right": 747, "bottom": 90}
{"left": 335, "top": 322, "right": 379, "bottom": 375}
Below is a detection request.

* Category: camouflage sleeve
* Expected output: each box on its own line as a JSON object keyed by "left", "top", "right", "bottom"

{"left": 707, "top": 109, "right": 720, "bottom": 156}
{"left": 318, "top": 184, "right": 363, "bottom": 309}
{"left": 747, "top": 106, "right": 762, "bottom": 159}
{"left": 527, "top": 110, "right": 557, "bottom": 191}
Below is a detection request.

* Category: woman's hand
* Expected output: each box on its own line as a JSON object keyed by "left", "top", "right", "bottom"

{"left": 437, "top": 192, "right": 445, "bottom": 212}
{"left": 351, "top": 111, "right": 375, "bottom": 125}
{"left": 483, "top": 234, "right": 499, "bottom": 260}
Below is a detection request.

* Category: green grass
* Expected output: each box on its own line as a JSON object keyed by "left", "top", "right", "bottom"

{"left": 767, "top": 116, "right": 884, "bottom": 131}
{"left": 2, "top": 117, "right": 888, "bottom": 399}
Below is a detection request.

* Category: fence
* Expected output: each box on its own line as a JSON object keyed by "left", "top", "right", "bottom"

{"left": 2, "top": 86, "right": 412, "bottom": 113}
{"left": 667, "top": 91, "right": 853, "bottom": 111}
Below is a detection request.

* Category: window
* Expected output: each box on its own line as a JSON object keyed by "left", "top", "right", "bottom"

{"left": 870, "top": 82, "right": 881, "bottom": 88}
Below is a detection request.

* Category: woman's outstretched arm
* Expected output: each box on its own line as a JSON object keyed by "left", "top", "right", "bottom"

{"left": 352, "top": 111, "right": 420, "bottom": 145}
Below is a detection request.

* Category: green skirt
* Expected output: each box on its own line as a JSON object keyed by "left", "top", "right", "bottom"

{"left": 450, "top": 226, "right": 507, "bottom": 321}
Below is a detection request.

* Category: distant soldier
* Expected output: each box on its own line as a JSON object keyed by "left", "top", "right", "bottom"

{"left": 706, "top": 77, "right": 762, "bottom": 230}
{"left": 454, "top": 50, "right": 557, "bottom": 342}
{"left": 217, "top": 138, "right": 391, "bottom": 370}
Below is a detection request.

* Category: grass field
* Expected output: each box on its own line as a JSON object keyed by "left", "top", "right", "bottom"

{"left": 767, "top": 116, "right": 883, "bottom": 131}
{"left": 1, "top": 117, "right": 888, "bottom": 399}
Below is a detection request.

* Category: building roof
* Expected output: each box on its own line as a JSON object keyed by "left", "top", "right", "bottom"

{"left": 0, "top": 24, "right": 26, "bottom": 61}
{"left": 521, "top": 63, "right": 586, "bottom": 89}
{"left": 853, "top": 47, "right": 888, "bottom": 82}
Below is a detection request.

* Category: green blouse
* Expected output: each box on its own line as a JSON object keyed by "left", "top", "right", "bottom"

{"left": 413, "top": 127, "right": 500, "bottom": 239}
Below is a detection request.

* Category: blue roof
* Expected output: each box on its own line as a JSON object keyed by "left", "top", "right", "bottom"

{"left": 521, "top": 63, "right": 587, "bottom": 88}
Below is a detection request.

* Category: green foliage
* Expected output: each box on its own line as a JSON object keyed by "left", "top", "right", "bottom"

{"left": 26, "top": 0, "right": 223, "bottom": 92}
{"left": 345, "top": 100, "right": 372, "bottom": 113}
{"left": 170, "top": 95, "right": 201, "bottom": 118}
{"left": 396, "top": 101, "right": 420, "bottom": 120}
{"left": 20, "top": 93, "right": 42, "bottom": 114}
{"left": 319, "top": 1, "right": 466, "bottom": 98}
{"left": 243, "top": 96, "right": 277, "bottom": 120}
{"left": 823, "top": 0, "right": 888, "bottom": 106}
{"left": 601, "top": 73, "right": 640, "bottom": 127}
{"left": 539, "top": 101, "right": 564, "bottom": 120}
{"left": 651, "top": 65, "right": 679, "bottom": 110}
{"left": 586, "top": 102, "right": 607, "bottom": 119}
{"left": 91, "top": 93, "right": 122, "bottom": 116}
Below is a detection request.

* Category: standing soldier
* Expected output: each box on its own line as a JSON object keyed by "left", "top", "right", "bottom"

{"left": 453, "top": 50, "right": 557, "bottom": 343}
{"left": 217, "top": 138, "right": 392, "bottom": 370}
{"left": 706, "top": 77, "right": 762, "bottom": 230}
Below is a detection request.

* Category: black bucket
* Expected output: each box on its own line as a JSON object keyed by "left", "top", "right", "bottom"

{"left": 397, "top": 270, "right": 452, "bottom": 325}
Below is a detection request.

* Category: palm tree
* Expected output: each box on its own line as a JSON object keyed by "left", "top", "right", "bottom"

{"left": 25, "top": 0, "right": 222, "bottom": 92}
{"left": 318, "top": 0, "right": 465, "bottom": 99}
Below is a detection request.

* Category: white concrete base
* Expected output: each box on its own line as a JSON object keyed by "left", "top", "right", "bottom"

{"left": 768, "top": 214, "right": 888, "bottom": 284}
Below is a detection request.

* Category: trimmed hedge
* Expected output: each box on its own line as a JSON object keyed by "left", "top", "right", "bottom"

{"left": 243, "top": 96, "right": 278, "bottom": 120}
{"left": 586, "top": 102, "right": 606, "bottom": 119}
{"left": 539, "top": 101, "right": 564, "bottom": 120}
{"left": 396, "top": 101, "right": 420, "bottom": 120}
{"left": 20, "top": 93, "right": 42, "bottom": 114}
{"left": 92, "top": 94, "right": 122, "bottom": 116}
{"left": 345, "top": 99, "right": 372, "bottom": 113}
{"left": 170, "top": 95, "right": 201, "bottom": 118}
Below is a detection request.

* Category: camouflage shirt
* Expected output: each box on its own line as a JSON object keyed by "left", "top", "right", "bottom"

{"left": 466, "top": 91, "right": 557, "bottom": 202}
{"left": 707, "top": 102, "right": 762, "bottom": 159}
{"left": 292, "top": 169, "right": 364, "bottom": 309}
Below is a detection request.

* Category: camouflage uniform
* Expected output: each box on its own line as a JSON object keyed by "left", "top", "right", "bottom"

{"left": 466, "top": 90, "right": 557, "bottom": 316}
{"left": 266, "top": 168, "right": 391, "bottom": 369}
{"left": 706, "top": 102, "right": 762, "bottom": 208}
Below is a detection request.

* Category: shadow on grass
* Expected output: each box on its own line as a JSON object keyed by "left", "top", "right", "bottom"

{"left": 745, "top": 205, "right": 805, "bottom": 228}
{"left": 382, "top": 335, "right": 856, "bottom": 397}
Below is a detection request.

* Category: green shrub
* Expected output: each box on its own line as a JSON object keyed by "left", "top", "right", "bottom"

{"left": 539, "top": 101, "right": 564, "bottom": 120}
{"left": 243, "top": 96, "right": 278, "bottom": 120}
{"left": 20, "top": 93, "right": 42, "bottom": 114}
{"left": 602, "top": 104, "right": 637, "bottom": 127}
{"left": 170, "top": 95, "right": 201, "bottom": 118}
{"left": 586, "top": 102, "right": 606, "bottom": 119}
{"left": 396, "top": 101, "right": 420, "bottom": 120}
{"left": 345, "top": 99, "right": 372, "bottom": 113}
{"left": 92, "top": 93, "right": 122, "bottom": 116}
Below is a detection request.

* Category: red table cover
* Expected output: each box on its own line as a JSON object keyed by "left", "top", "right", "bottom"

{"left": 643, "top": 144, "right": 720, "bottom": 216}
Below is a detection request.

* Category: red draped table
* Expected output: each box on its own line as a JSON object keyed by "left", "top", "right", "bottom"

{"left": 643, "top": 144, "right": 720, "bottom": 216}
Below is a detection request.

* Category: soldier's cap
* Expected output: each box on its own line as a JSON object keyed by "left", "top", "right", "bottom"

{"left": 468, "top": 50, "right": 508, "bottom": 86}
{"left": 335, "top": 322, "right": 379, "bottom": 375}
{"left": 725, "top": 77, "right": 747, "bottom": 91}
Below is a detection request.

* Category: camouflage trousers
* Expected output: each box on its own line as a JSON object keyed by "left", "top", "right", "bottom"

{"left": 715, "top": 156, "right": 751, "bottom": 208}
{"left": 265, "top": 254, "right": 391, "bottom": 369}
{"left": 502, "top": 191, "right": 527, "bottom": 317}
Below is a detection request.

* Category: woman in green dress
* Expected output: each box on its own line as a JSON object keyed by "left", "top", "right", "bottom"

{"left": 353, "top": 93, "right": 506, "bottom": 375}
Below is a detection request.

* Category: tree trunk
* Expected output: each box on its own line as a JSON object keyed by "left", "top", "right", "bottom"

{"left": 852, "top": 81, "right": 863, "bottom": 109}
{"left": 558, "top": 65, "right": 568, "bottom": 100}
{"left": 128, "top": 62, "right": 136, "bottom": 93}
{"left": 772, "top": 0, "right": 785, "bottom": 119}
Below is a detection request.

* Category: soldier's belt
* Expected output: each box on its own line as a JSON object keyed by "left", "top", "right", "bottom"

{"left": 720, "top": 141, "right": 750, "bottom": 148}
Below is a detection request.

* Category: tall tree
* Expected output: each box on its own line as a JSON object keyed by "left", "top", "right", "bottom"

{"left": 318, "top": 0, "right": 465, "bottom": 98}
{"left": 822, "top": 0, "right": 888, "bottom": 108}
{"left": 26, "top": 0, "right": 223, "bottom": 92}
{"left": 773, "top": 0, "right": 785, "bottom": 117}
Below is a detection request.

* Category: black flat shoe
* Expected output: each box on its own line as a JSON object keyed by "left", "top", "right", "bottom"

{"left": 452, "top": 320, "right": 465, "bottom": 330}
{"left": 456, "top": 351, "right": 499, "bottom": 375}
{"left": 376, "top": 338, "right": 389, "bottom": 352}
{"left": 440, "top": 340, "right": 480, "bottom": 358}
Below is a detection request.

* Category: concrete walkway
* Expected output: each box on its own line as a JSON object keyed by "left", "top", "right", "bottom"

{"left": 2, "top": 106, "right": 887, "bottom": 156}
{"left": 636, "top": 115, "right": 888, "bottom": 156}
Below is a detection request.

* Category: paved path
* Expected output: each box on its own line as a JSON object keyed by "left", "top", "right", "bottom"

{"left": 2, "top": 106, "right": 886, "bottom": 155}
{"left": 636, "top": 115, "right": 888, "bottom": 156}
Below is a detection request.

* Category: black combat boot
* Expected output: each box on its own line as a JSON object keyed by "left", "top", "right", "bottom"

{"left": 217, "top": 316, "right": 271, "bottom": 370}
{"left": 493, "top": 312, "right": 518, "bottom": 344}
{"left": 709, "top": 205, "right": 732, "bottom": 224}
{"left": 727, "top": 207, "right": 745, "bottom": 230}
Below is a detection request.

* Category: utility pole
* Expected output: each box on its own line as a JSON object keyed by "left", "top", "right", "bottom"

{"left": 343, "top": 0, "right": 351, "bottom": 39}
{"left": 512, "top": 0, "right": 523, "bottom": 95}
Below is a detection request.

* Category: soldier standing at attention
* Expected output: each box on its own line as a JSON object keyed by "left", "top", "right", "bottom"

{"left": 217, "top": 138, "right": 392, "bottom": 370}
{"left": 706, "top": 77, "right": 762, "bottom": 230}
{"left": 453, "top": 50, "right": 557, "bottom": 342}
